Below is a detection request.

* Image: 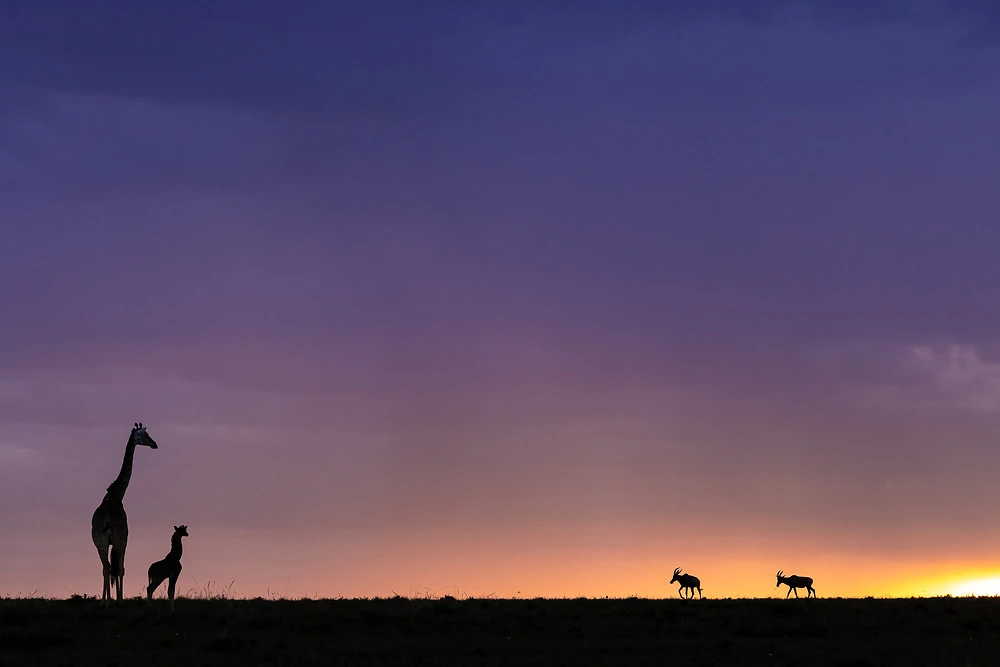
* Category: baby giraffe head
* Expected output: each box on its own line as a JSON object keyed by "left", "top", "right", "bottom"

{"left": 174, "top": 525, "right": 189, "bottom": 538}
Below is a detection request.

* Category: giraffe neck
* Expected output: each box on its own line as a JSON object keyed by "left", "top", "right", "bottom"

{"left": 107, "top": 438, "right": 137, "bottom": 502}
{"left": 167, "top": 534, "right": 184, "bottom": 561}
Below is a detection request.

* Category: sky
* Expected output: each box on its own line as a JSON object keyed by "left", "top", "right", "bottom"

{"left": 2, "top": 0, "right": 1000, "bottom": 600}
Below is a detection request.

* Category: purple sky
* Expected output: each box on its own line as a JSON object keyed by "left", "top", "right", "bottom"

{"left": 2, "top": 0, "right": 1000, "bottom": 598}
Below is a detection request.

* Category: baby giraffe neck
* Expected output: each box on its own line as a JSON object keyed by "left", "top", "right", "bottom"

{"left": 168, "top": 534, "right": 184, "bottom": 560}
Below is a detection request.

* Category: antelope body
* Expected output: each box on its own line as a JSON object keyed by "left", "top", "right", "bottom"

{"left": 775, "top": 570, "right": 816, "bottom": 598}
{"left": 670, "top": 567, "right": 703, "bottom": 599}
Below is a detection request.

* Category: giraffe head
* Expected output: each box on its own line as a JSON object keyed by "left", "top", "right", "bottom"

{"left": 174, "top": 525, "right": 189, "bottom": 537}
{"left": 131, "top": 422, "right": 158, "bottom": 449}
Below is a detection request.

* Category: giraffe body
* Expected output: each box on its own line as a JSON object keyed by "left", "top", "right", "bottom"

{"left": 91, "top": 423, "right": 157, "bottom": 603}
{"left": 91, "top": 496, "right": 128, "bottom": 601}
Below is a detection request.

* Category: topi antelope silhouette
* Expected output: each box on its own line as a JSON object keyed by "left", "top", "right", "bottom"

{"left": 670, "top": 567, "right": 703, "bottom": 599}
{"left": 776, "top": 570, "right": 816, "bottom": 598}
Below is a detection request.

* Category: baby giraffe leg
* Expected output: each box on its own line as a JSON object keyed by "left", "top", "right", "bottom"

{"left": 168, "top": 574, "right": 178, "bottom": 612}
{"left": 147, "top": 575, "right": 162, "bottom": 602}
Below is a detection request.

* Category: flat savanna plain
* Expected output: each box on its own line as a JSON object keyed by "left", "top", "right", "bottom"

{"left": 3, "top": 596, "right": 1000, "bottom": 666}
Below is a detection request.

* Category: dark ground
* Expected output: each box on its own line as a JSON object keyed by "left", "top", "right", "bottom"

{"left": 3, "top": 596, "right": 1000, "bottom": 666}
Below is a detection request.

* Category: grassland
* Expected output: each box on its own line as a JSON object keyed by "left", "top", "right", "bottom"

{"left": 3, "top": 595, "right": 1000, "bottom": 666}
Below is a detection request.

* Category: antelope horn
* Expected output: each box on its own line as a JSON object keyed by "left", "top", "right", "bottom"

{"left": 673, "top": 567, "right": 682, "bottom": 575}
{"left": 777, "top": 570, "right": 783, "bottom": 577}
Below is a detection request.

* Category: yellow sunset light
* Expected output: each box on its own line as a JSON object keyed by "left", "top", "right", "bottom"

{"left": 947, "top": 575, "right": 1000, "bottom": 597}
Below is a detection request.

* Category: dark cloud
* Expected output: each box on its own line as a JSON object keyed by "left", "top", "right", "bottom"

{"left": 1, "top": 1, "right": 997, "bottom": 114}
{"left": 627, "top": 0, "right": 1000, "bottom": 30}
{"left": 0, "top": 1, "right": 494, "bottom": 115}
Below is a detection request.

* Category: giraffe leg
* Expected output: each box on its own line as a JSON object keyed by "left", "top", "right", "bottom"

{"left": 96, "top": 545, "right": 111, "bottom": 604}
{"left": 113, "top": 544, "right": 127, "bottom": 601}
{"left": 110, "top": 553, "right": 119, "bottom": 600}
{"left": 168, "top": 575, "right": 177, "bottom": 612}
{"left": 147, "top": 575, "right": 165, "bottom": 600}
{"left": 110, "top": 546, "right": 118, "bottom": 600}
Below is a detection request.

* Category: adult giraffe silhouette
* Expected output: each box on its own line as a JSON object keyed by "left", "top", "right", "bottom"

{"left": 91, "top": 423, "right": 158, "bottom": 603}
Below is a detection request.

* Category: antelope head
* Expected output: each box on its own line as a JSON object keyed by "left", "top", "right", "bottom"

{"left": 670, "top": 567, "right": 682, "bottom": 584}
{"left": 776, "top": 570, "right": 784, "bottom": 587}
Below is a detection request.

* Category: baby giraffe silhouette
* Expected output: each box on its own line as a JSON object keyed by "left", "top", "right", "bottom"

{"left": 146, "top": 525, "right": 188, "bottom": 610}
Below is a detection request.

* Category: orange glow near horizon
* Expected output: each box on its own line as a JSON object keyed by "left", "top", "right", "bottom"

{"left": 5, "top": 525, "right": 1000, "bottom": 600}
